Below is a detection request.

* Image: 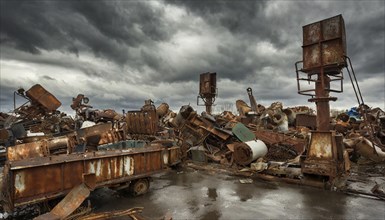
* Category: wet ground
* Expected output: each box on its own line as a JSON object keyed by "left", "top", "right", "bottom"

{"left": 90, "top": 168, "right": 385, "bottom": 220}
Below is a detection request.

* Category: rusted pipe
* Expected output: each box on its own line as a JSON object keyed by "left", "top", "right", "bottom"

{"left": 247, "top": 87, "right": 259, "bottom": 114}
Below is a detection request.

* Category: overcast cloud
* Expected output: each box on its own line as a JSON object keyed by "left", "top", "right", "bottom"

{"left": 0, "top": 0, "right": 384, "bottom": 115}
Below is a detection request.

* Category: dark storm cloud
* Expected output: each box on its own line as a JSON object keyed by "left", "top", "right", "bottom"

{"left": 0, "top": 0, "right": 174, "bottom": 66}
{"left": 72, "top": 1, "right": 172, "bottom": 43}
{"left": 165, "top": 0, "right": 282, "bottom": 44}
{"left": 0, "top": 0, "right": 384, "bottom": 113}
{"left": 345, "top": 14, "right": 385, "bottom": 75}
{"left": 167, "top": 0, "right": 385, "bottom": 78}
{"left": 0, "top": 46, "right": 115, "bottom": 79}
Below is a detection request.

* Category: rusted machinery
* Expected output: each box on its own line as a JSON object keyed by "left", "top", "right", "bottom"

{"left": 1, "top": 144, "right": 180, "bottom": 213}
{"left": 295, "top": 15, "right": 350, "bottom": 180}
{"left": 0, "top": 86, "right": 182, "bottom": 217}
{"left": 197, "top": 72, "right": 217, "bottom": 115}
{"left": 126, "top": 100, "right": 158, "bottom": 137}
{"left": 246, "top": 87, "right": 259, "bottom": 114}
{"left": 1, "top": 85, "right": 74, "bottom": 147}
{"left": 15, "top": 84, "right": 62, "bottom": 114}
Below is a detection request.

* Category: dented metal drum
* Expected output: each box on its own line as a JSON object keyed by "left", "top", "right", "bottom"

{"left": 156, "top": 103, "right": 169, "bottom": 118}
{"left": 233, "top": 140, "right": 267, "bottom": 166}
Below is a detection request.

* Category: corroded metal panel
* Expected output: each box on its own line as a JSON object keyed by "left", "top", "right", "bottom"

{"left": 63, "top": 161, "right": 83, "bottom": 190}
{"left": 14, "top": 165, "right": 62, "bottom": 200}
{"left": 126, "top": 110, "right": 158, "bottom": 135}
{"left": 199, "top": 72, "right": 216, "bottom": 97}
{"left": 133, "top": 154, "right": 145, "bottom": 174}
{"left": 301, "top": 159, "right": 337, "bottom": 177}
{"left": 303, "top": 22, "right": 321, "bottom": 45}
{"left": 146, "top": 151, "right": 161, "bottom": 172}
{"left": 308, "top": 131, "right": 333, "bottom": 159}
{"left": 25, "top": 84, "right": 62, "bottom": 111}
{"left": 7, "top": 142, "right": 46, "bottom": 161}
{"left": 7, "top": 136, "right": 73, "bottom": 161}
{"left": 302, "top": 14, "right": 346, "bottom": 71}
{"left": 296, "top": 113, "right": 317, "bottom": 130}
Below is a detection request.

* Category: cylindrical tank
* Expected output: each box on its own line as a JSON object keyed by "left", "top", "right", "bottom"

{"left": 233, "top": 140, "right": 267, "bottom": 165}
{"left": 180, "top": 105, "right": 194, "bottom": 119}
{"left": 156, "top": 103, "right": 170, "bottom": 118}
{"left": 247, "top": 140, "right": 268, "bottom": 161}
{"left": 171, "top": 105, "right": 193, "bottom": 128}
{"left": 273, "top": 113, "right": 289, "bottom": 131}
{"left": 47, "top": 137, "right": 70, "bottom": 150}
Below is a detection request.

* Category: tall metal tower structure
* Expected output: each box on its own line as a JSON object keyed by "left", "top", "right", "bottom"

{"left": 197, "top": 72, "right": 217, "bottom": 115}
{"left": 295, "top": 15, "right": 350, "bottom": 179}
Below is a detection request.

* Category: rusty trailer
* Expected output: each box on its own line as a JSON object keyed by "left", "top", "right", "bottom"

{"left": 1, "top": 145, "right": 180, "bottom": 212}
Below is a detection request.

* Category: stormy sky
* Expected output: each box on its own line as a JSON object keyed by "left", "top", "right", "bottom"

{"left": 0, "top": 0, "right": 384, "bottom": 115}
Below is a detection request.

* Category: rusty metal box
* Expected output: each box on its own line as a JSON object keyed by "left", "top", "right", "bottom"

{"left": 199, "top": 72, "right": 216, "bottom": 97}
{"left": 296, "top": 113, "right": 317, "bottom": 130}
{"left": 302, "top": 15, "right": 346, "bottom": 72}
{"left": 126, "top": 110, "right": 158, "bottom": 135}
{"left": 25, "top": 84, "right": 62, "bottom": 111}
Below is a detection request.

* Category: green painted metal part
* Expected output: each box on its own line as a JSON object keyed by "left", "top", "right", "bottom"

{"left": 232, "top": 123, "right": 256, "bottom": 142}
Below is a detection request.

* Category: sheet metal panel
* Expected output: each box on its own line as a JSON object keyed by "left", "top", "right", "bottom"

{"left": 199, "top": 72, "right": 217, "bottom": 97}
{"left": 7, "top": 141, "right": 47, "bottom": 161}
{"left": 25, "top": 84, "right": 62, "bottom": 111}
{"left": 126, "top": 110, "right": 158, "bottom": 135}
{"left": 307, "top": 131, "right": 333, "bottom": 159}
{"left": 302, "top": 14, "right": 346, "bottom": 72}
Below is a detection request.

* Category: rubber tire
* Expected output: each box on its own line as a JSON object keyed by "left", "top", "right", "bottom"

{"left": 128, "top": 178, "right": 150, "bottom": 196}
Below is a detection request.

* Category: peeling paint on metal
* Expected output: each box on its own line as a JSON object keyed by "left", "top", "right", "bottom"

{"left": 124, "top": 156, "right": 134, "bottom": 176}
{"left": 308, "top": 132, "right": 333, "bottom": 159}
{"left": 15, "top": 172, "right": 25, "bottom": 194}
{"left": 96, "top": 160, "right": 101, "bottom": 177}
{"left": 88, "top": 161, "right": 95, "bottom": 174}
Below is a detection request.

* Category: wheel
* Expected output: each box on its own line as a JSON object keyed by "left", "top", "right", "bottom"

{"left": 129, "top": 178, "right": 150, "bottom": 196}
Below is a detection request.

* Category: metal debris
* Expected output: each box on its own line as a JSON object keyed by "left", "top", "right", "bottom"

{"left": 0, "top": 14, "right": 384, "bottom": 218}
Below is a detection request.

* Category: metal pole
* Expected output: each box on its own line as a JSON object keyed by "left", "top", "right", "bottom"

{"left": 205, "top": 97, "right": 213, "bottom": 115}
{"left": 315, "top": 69, "right": 331, "bottom": 131}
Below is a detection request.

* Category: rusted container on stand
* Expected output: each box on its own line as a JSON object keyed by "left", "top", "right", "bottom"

{"left": 198, "top": 72, "right": 217, "bottom": 114}
{"left": 302, "top": 14, "right": 347, "bottom": 73}
{"left": 296, "top": 14, "right": 350, "bottom": 179}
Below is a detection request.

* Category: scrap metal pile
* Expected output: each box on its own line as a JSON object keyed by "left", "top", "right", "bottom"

{"left": 165, "top": 93, "right": 385, "bottom": 168}
{"left": 0, "top": 85, "right": 179, "bottom": 162}
{"left": 1, "top": 14, "right": 385, "bottom": 219}
{"left": 166, "top": 101, "right": 307, "bottom": 166}
{"left": 0, "top": 84, "right": 181, "bottom": 219}
{"left": 0, "top": 84, "right": 384, "bottom": 218}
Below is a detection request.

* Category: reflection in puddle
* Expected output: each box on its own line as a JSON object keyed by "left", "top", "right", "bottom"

{"left": 207, "top": 188, "right": 218, "bottom": 201}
